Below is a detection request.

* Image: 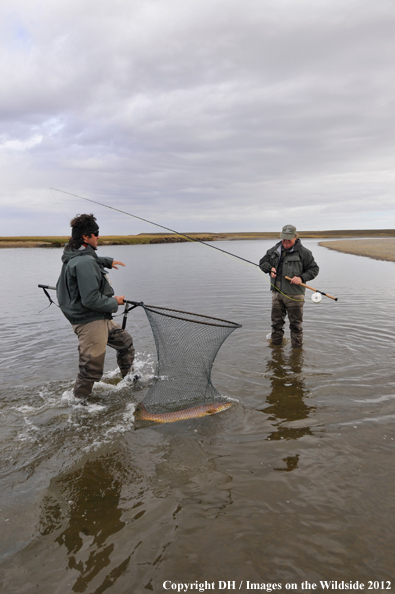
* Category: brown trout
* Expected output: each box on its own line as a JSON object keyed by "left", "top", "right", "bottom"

{"left": 134, "top": 401, "right": 233, "bottom": 424}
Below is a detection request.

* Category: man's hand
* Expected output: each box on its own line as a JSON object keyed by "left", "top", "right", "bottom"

{"left": 112, "top": 260, "right": 126, "bottom": 270}
{"left": 270, "top": 267, "right": 277, "bottom": 278}
{"left": 290, "top": 276, "right": 302, "bottom": 285}
{"left": 115, "top": 295, "right": 125, "bottom": 305}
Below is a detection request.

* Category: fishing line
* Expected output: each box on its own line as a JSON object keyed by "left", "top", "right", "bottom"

{"left": 50, "top": 188, "right": 337, "bottom": 302}
{"left": 50, "top": 188, "right": 260, "bottom": 269}
{"left": 50, "top": 188, "right": 71, "bottom": 221}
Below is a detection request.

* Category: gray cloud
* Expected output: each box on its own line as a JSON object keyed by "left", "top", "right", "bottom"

{"left": 1, "top": 0, "right": 395, "bottom": 235}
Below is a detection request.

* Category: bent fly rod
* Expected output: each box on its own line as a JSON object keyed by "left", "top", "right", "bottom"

{"left": 50, "top": 188, "right": 260, "bottom": 269}
{"left": 50, "top": 188, "right": 338, "bottom": 301}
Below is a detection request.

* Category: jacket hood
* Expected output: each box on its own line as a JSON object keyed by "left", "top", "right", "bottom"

{"left": 61, "top": 245, "right": 97, "bottom": 264}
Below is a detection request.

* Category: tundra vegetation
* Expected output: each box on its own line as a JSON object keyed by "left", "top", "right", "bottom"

{"left": 1, "top": 229, "right": 394, "bottom": 248}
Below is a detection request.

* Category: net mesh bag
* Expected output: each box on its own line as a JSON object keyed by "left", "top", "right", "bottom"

{"left": 138, "top": 304, "right": 241, "bottom": 414}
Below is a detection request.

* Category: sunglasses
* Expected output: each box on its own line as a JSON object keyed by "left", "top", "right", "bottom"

{"left": 92, "top": 230, "right": 99, "bottom": 237}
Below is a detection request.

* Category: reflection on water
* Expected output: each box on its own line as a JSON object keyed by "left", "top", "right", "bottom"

{"left": 274, "top": 453, "right": 300, "bottom": 472}
{"left": 1, "top": 241, "right": 395, "bottom": 590}
{"left": 47, "top": 457, "right": 129, "bottom": 593}
{"left": 263, "top": 345, "right": 314, "bottom": 444}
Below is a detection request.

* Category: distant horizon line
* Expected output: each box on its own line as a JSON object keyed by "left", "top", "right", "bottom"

{"left": 1, "top": 228, "right": 395, "bottom": 239}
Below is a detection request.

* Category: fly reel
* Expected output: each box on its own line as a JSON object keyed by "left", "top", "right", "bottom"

{"left": 311, "top": 292, "right": 322, "bottom": 303}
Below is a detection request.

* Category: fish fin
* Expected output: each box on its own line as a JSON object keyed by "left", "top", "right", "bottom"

{"left": 134, "top": 403, "right": 147, "bottom": 419}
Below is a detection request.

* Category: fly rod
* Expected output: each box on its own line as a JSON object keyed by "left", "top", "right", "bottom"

{"left": 50, "top": 188, "right": 258, "bottom": 269}
{"left": 50, "top": 188, "right": 338, "bottom": 301}
{"left": 284, "top": 276, "right": 338, "bottom": 301}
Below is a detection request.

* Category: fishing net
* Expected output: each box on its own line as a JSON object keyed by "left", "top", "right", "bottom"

{"left": 135, "top": 303, "right": 241, "bottom": 414}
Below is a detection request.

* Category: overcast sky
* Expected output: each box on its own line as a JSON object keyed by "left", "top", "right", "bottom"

{"left": 1, "top": 0, "right": 395, "bottom": 236}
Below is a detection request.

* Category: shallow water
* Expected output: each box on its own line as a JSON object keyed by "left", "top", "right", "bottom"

{"left": 1, "top": 240, "right": 395, "bottom": 593}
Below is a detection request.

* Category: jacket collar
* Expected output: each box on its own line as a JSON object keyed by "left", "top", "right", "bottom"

{"left": 274, "top": 238, "right": 301, "bottom": 254}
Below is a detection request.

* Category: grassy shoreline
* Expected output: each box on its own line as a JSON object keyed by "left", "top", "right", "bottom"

{"left": 1, "top": 229, "right": 394, "bottom": 248}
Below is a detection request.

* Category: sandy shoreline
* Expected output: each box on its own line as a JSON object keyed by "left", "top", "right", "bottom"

{"left": 319, "top": 238, "right": 395, "bottom": 262}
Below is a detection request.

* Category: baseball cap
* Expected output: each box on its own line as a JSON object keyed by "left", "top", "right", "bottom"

{"left": 280, "top": 225, "right": 297, "bottom": 239}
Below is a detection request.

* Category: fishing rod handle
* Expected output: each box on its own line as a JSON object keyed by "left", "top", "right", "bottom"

{"left": 320, "top": 292, "right": 338, "bottom": 301}
{"left": 284, "top": 276, "right": 316, "bottom": 291}
{"left": 284, "top": 276, "right": 338, "bottom": 301}
{"left": 38, "top": 284, "right": 56, "bottom": 290}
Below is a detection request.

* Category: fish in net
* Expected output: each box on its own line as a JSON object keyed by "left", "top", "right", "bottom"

{"left": 130, "top": 303, "right": 241, "bottom": 423}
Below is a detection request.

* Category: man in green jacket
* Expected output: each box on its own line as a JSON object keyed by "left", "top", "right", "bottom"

{"left": 259, "top": 225, "right": 319, "bottom": 347}
{"left": 57, "top": 213, "right": 135, "bottom": 401}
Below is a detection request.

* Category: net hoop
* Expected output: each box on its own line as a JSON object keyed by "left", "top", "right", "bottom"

{"left": 131, "top": 301, "right": 242, "bottom": 420}
{"left": 143, "top": 304, "right": 242, "bottom": 329}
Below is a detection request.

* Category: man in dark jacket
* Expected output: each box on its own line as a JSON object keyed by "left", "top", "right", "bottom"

{"left": 259, "top": 225, "right": 319, "bottom": 347}
{"left": 57, "top": 214, "right": 135, "bottom": 401}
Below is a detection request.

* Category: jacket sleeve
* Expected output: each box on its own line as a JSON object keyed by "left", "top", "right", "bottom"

{"left": 97, "top": 256, "right": 114, "bottom": 268}
{"left": 76, "top": 258, "right": 118, "bottom": 313}
{"left": 259, "top": 251, "right": 273, "bottom": 274}
{"left": 301, "top": 250, "right": 319, "bottom": 283}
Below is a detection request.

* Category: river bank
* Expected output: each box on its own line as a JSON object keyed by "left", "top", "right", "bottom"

{"left": 319, "top": 238, "right": 395, "bottom": 262}
{"left": 1, "top": 229, "right": 394, "bottom": 248}
{"left": 0, "top": 234, "right": 218, "bottom": 248}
